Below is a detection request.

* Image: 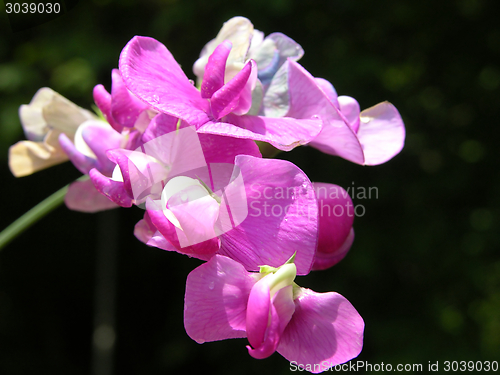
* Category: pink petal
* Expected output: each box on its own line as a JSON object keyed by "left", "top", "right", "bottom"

{"left": 201, "top": 41, "right": 231, "bottom": 99}
{"left": 134, "top": 211, "right": 179, "bottom": 252}
{"left": 93, "top": 84, "right": 122, "bottom": 132}
{"left": 64, "top": 178, "right": 119, "bottom": 213}
{"left": 89, "top": 168, "right": 134, "bottom": 207}
{"left": 278, "top": 289, "right": 364, "bottom": 372}
{"left": 285, "top": 61, "right": 364, "bottom": 164}
{"left": 119, "top": 36, "right": 210, "bottom": 127}
{"left": 356, "top": 101, "right": 406, "bottom": 165}
{"left": 312, "top": 182, "right": 355, "bottom": 270}
{"left": 218, "top": 155, "right": 318, "bottom": 275}
{"left": 210, "top": 60, "right": 252, "bottom": 120}
{"left": 199, "top": 133, "right": 261, "bottom": 164}
{"left": 198, "top": 114, "right": 322, "bottom": 152}
{"left": 337, "top": 96, "right": 360, "bottom": 133}
{"left": 246, "top": 275, "right": 271, "bottom": 350}
{"left": 184, "top": 255, "right": 254, "bottom": 343}
{"left": 313, "top": 228, "right": 355, "bottom": 271}
{"left": 110, "top": 69, "right": 150, "bottom": 128}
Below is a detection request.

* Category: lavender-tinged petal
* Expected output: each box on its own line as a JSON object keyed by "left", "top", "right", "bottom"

{"left": 278, "top": 289, "right": 364, "bottom": 372}
{"left": 64, "top": 178, "right": 119, "bottom": 213}
{"left": 201, "top": 41, "right": 232, "bottom": 99}
{"left": 218, "top": 155, "right": 318, "bottom": 275}
{"left": 81, "top": 123, "right": 123, "bottom": 175}
{"left": 210, "top": 60, "right": 252, "bottom": 120}
{"left": 89, "top": 168, "right": 134, "bottom": 207}
{"left": 267, "top": 32, "right": 304, "bottom": 65}
{"left": 313, "top": 228, "right": 355, "bottom": 271}
{"left": 262, "top": 62, "right": 290, "bottom": 117}
{"left": 338, "top": 96, "right": 361, "bottom": 133}
{"left": 184, "top": 255, "right": 254, "bottom": 343}
{"left": 356, "top": 101, "right": 406, "bottom": 166}
{"left": 110, "top": 69, "right": 150, "bottom": 128}
{"left": 93, "top": 84, "right": 123, "bottom": 132}
{"left": 119, "top": 36, "right": 211, "bottom": 127}
{"left": 58, "top": 133, "right": 97, "bottom": 174}
{"left": 199, "top": 115, "right": 322, "bottom": 152}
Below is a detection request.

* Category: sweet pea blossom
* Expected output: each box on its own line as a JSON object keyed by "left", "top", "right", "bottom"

{"left": 118, "top": 35, "right": 321, "bottom": 151}
{"left": 9, "top": 88, "right": 97, "bottom": 177}
{"left": 261, "top": 60, "right": 405, "bottom": 165}
{"left": 184, "top": 254, "right": 364, "bottom": 372}
{"left": 93, "top": 117, "right": 318, "bottom": 273}
{"left": 313, "top": 182, "right": 355, "bottom": 271}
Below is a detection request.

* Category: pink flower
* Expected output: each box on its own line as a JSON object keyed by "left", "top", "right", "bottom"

{"left": 184, "top": 254, "right": 364, "bottom": 372}
{"left": 262, "top": 60, "right": 405, "bottom": 165}
{"left": 118, "top": 36, "right": 322, "bottom": 151}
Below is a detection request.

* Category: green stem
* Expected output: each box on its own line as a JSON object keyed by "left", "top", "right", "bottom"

{"left": 0, "top": 175, "right": 87, "bottom": 251}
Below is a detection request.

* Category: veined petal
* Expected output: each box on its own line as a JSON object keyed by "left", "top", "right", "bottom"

{"left": 64, "top": 178, "right": 119, "bottom": 213}
{"left": 356, "top": 101, "right": 406, "bottom": 166}
{"left": 218, "top": 155, "right": 318, "bottom": 275}
{"left": 199, "top": 133, "right": 261, "bottom": 165}
{"left": 119, "top": 36, "right": 210, "bottom": 127}
{"left": 278, "top": 289, "right": 364, "bottom": 372}
{"left": 184, "top": 255, "right": 254, "bottom": 343}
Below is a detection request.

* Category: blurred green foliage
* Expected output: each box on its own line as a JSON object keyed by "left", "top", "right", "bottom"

{"left": 0, "top": 0, "right": 499, "bottom": 374}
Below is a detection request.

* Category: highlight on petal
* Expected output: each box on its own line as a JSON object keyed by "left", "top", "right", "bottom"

{"left": 278, "top": 289, "right": 364, "bottom": 373}
{"left": 184, "top": 254, "right": 254, "bottom": 343}
{"left": 356, "top": 101, "right": 406, "bottom": 166}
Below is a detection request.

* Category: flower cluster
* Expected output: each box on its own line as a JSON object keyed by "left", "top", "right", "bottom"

{"left": 9, "top": 17, "right": 405, "bottom": 372}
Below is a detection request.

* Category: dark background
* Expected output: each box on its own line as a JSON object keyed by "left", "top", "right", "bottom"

{"left": 0, "top": 0, "right": 498, "bottom": 374}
